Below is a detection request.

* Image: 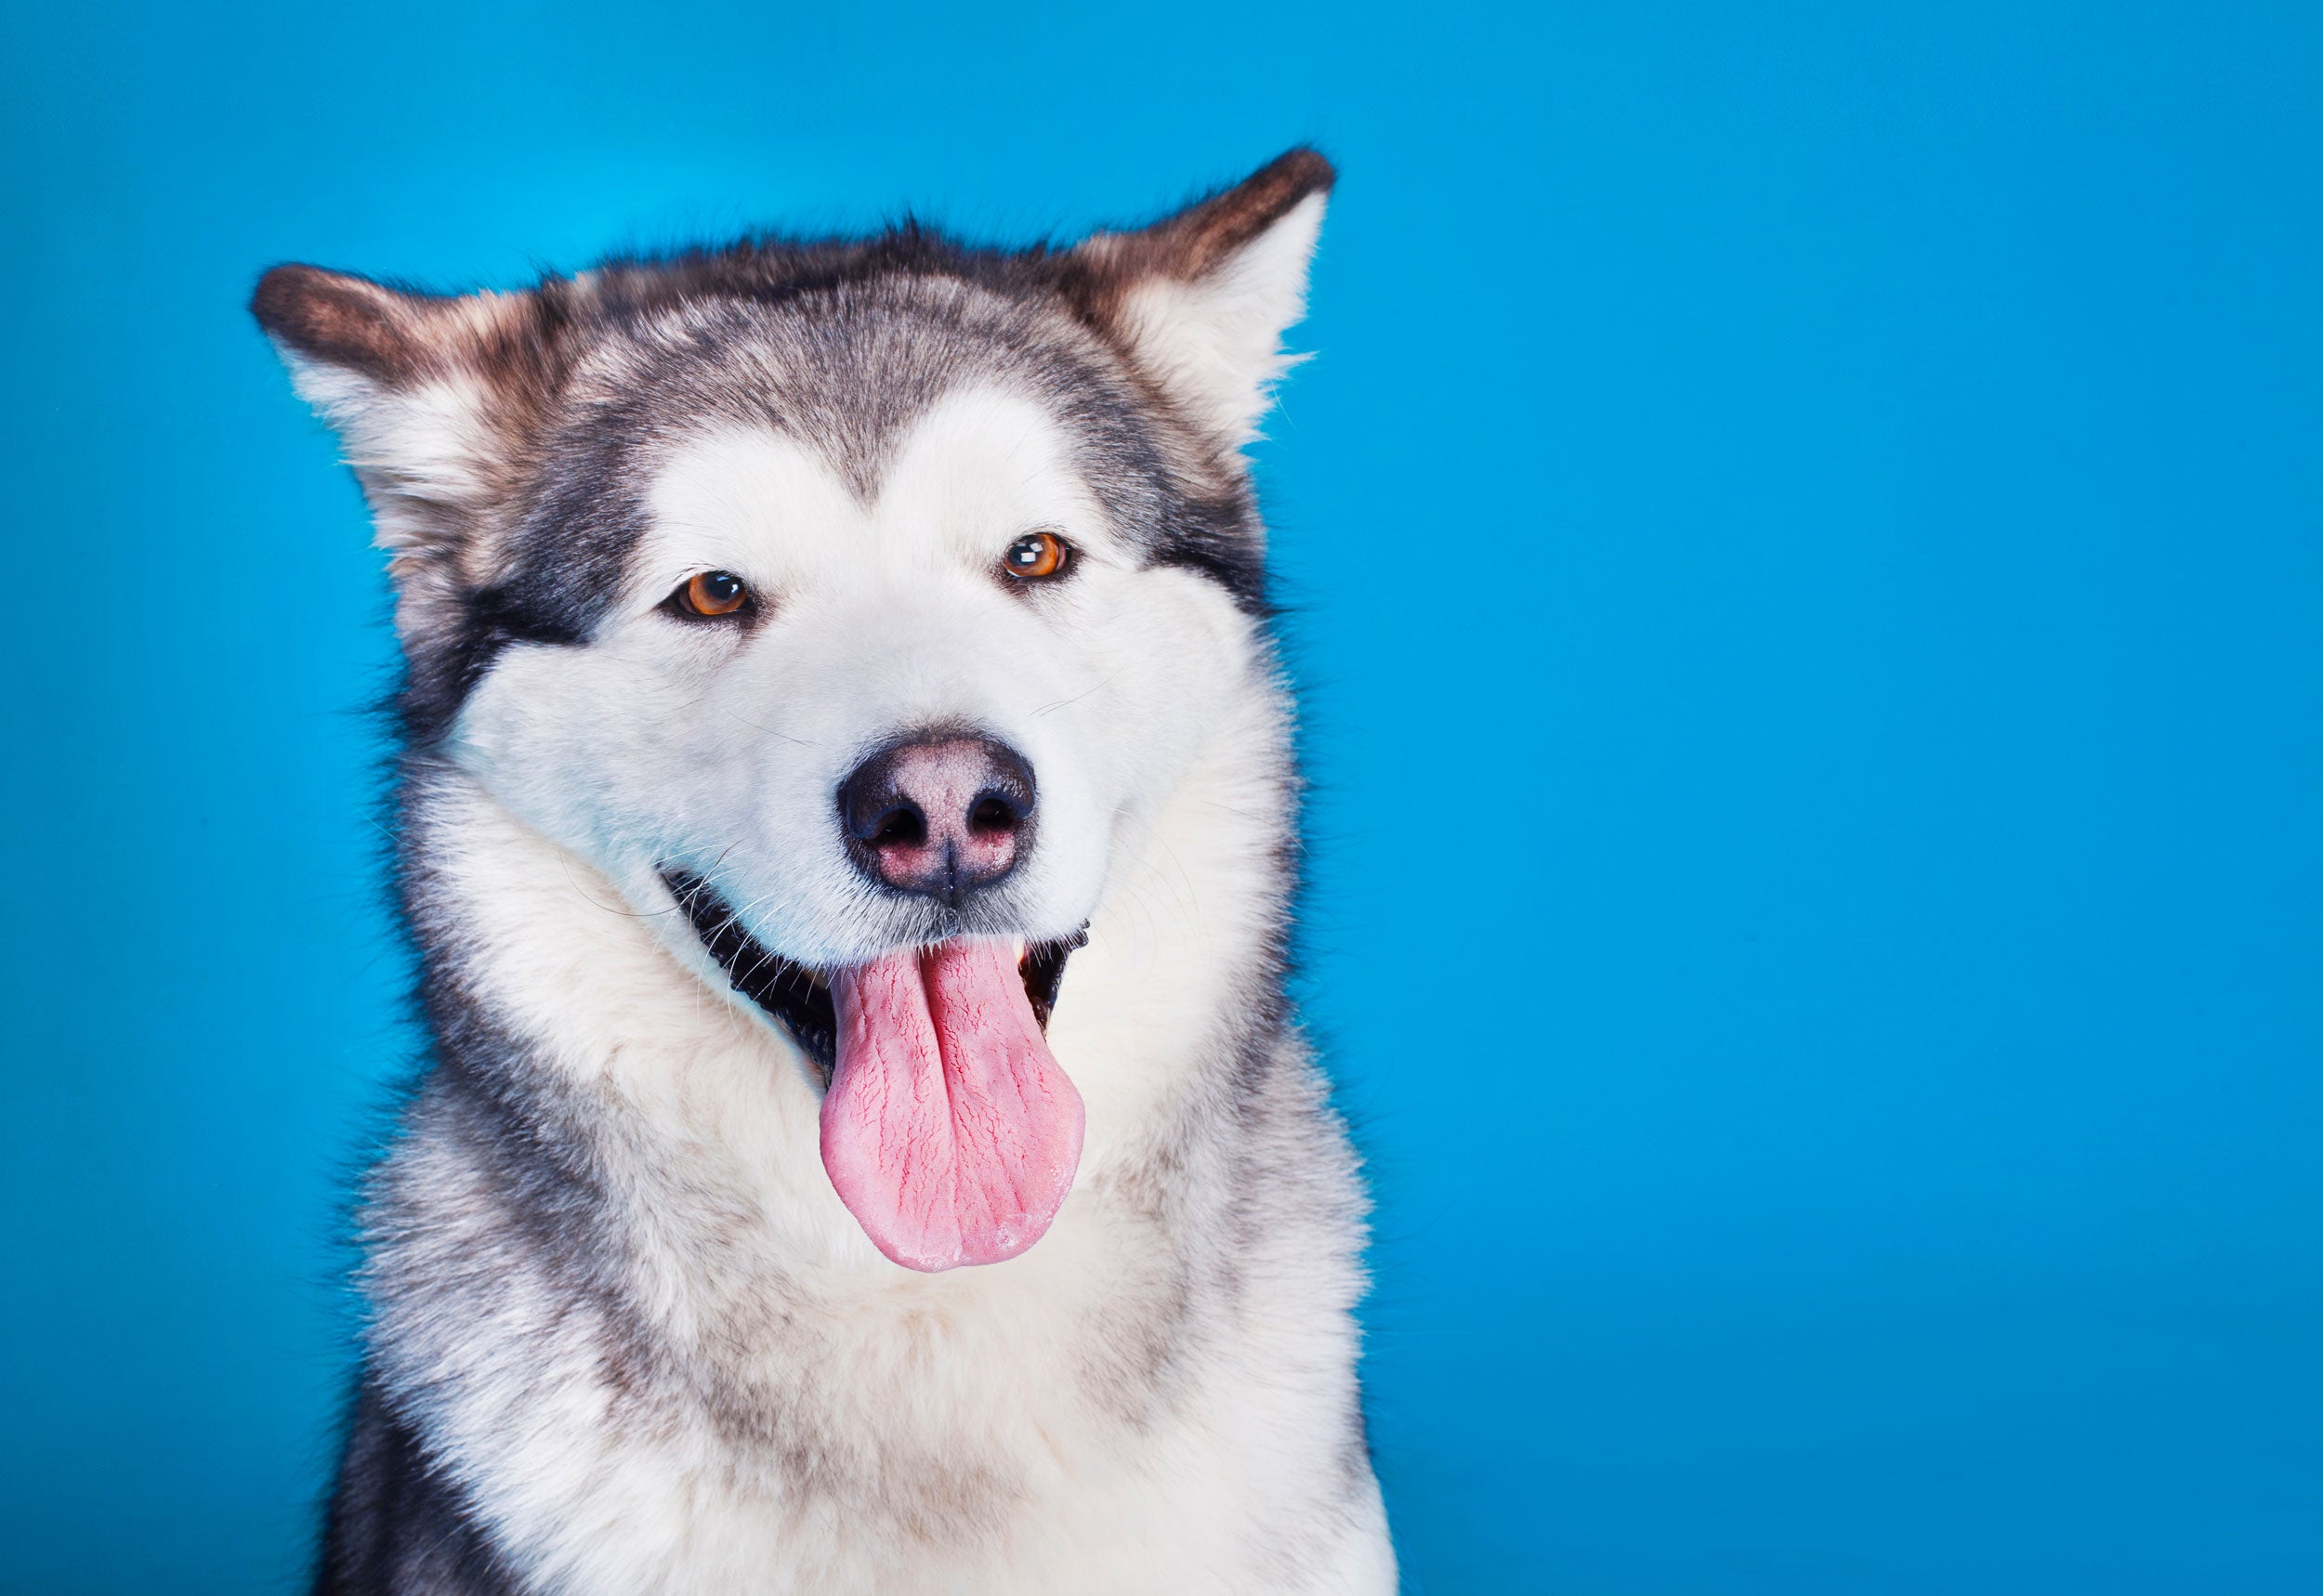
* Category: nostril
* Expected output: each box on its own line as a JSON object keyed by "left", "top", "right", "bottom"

{"left": 968, "top": 794, "right": 1021, "bottom": 835}
{"left": 872, "top": 804, "right": 927, "bottom": 849}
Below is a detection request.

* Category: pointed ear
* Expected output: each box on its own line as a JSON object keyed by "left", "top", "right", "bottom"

{"left": 251, "top": 265, "right": 551, "bottom": 617}
{"left": 1071, "top": 148, "right": 1333, "bottom": 448}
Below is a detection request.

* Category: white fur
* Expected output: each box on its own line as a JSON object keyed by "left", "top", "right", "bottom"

{"left": 280, "top": 352, "right": 499, "bottom": 646}
{"left": 282, "top": 358, "right": 492, "bottom": 541}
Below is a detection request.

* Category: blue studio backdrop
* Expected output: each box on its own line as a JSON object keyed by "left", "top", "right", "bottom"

{"left": 3, "top": 3, "right": 2318, "bottom": 1590}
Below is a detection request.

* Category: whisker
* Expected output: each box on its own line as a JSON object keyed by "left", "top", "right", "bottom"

{"left": 1032, "top": 672, "right": 1120, "bottom": 717}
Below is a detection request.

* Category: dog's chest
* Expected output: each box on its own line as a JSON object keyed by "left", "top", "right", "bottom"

{"left": 446, "top": 1207, "right": 1308, "bottom": 1594}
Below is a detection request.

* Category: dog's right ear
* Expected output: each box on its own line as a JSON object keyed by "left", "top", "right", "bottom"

{"left": 1068, "top": 149, "right": 1334, "bottom": 451}
{"left": 252, "top": 266, "right": 555, "bottom": 631}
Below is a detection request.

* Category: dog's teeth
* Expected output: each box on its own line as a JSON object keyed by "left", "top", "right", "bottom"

{"left": 1012, "top": 938, "right": 1029, "bottom": 967}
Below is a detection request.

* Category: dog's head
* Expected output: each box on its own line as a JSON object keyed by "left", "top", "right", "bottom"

{"left": 256, "top": 151, "right": 1330, "bottom": 1271}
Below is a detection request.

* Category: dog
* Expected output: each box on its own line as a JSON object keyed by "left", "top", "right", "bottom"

{"left": 254, "top": 148, "right": 1393, "bottom": 1594}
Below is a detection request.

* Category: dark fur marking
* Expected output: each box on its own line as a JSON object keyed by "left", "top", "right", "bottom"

{"left": 315, "top": 1382, "right": 521, "bottom": 1596}
{"left": 254, "top": 267, "right": 444, "bottom": 386}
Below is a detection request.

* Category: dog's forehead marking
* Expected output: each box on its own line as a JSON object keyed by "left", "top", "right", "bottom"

{"left": 612, "top": 280, "right": 1086, "bottom": 497}
{"left": 643, "top": 384, "right": 1111, "bottom": 571}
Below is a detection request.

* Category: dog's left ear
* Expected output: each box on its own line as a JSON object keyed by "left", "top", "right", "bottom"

{"left": 1070, "top": 148, "right": 1333, "bottom": 448}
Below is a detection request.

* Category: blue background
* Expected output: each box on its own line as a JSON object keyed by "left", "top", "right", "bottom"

{"left": 3, "top": 2, "right": 2317, "bottom": 1590}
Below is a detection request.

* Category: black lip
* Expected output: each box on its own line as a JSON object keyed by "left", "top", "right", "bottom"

{"left": 659, "top": 868, "right": 1085, "bottom": 1077}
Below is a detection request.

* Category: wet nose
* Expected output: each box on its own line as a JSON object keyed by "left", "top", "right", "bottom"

{"left": 837, "top": 735, "right": 1036, "bottom": 903}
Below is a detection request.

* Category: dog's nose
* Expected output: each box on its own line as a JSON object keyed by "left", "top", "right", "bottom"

{"left": 837, "top": 735, "right": 1036, "bottom": 903}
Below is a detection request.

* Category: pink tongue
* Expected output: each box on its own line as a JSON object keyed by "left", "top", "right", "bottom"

{"left": 821, "top": 941, "right": 1085, "bottom": 1272}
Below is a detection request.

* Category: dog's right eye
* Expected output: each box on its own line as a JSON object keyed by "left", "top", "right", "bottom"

{"left": 667, "top": 570, "right": 752, "bottom": 620}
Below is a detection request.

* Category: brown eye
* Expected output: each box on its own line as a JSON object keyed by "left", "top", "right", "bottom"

{"left": 1002, "top": 530, "right": 1070, "bottom": 582}
{"left": 675, "top": 569, "right": 750, "bottom": 618}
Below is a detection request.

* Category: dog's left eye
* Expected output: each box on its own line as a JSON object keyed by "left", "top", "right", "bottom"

{"left": 668, "top": 570, "right": 752, "bottom": 619}
{"left": 1002, "top": 530, "right": 1070, "bottom": 582}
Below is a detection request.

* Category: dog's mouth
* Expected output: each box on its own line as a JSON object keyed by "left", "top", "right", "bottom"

{"left": 658, "top": 869, "right": 1084, "bottom": 1075}
{"left": 660, "top": 868, "right": 1087, "bottom": 1273}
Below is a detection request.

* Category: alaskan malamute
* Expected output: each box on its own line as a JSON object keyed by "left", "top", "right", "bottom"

{"left": 255, "top": 148, "right": 1393, "bottom": 1594}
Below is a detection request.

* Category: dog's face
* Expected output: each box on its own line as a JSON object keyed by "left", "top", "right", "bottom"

{"left": 456, "top": 317, "right": 1252, "bottom": 969}
{"left": 259, "top": 153, "right": 1331, "bottom": 1270}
